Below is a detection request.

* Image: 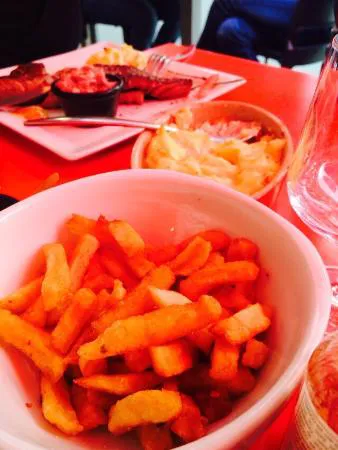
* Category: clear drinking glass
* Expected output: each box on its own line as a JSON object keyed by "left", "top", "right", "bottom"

{"left": 287, "top": 35, "right": 338, "bottom": 305}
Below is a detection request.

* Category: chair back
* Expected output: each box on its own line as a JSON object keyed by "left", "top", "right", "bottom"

{"left": 265, "top": 0, "right": 337, "bottom": 66}
{"left": 288, "top": 0, "right": 335, "bottom": 46}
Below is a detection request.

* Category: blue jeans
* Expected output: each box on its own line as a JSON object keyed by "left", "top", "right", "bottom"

{"left": 198, "top": 0, "right": 298, "bottom": 60}
{"left": 83, "top": 0, "right": 180, "bottom": 50}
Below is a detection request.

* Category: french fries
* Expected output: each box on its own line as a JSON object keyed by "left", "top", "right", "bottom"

{"left": 83, "top": 252, "right": 105, "bottom": 281}
{"left": 195, "top": 391, "right": 232, "bottom": 423}
{"left": 108, "top": 361, "right": 131, "bottom": 374}
{"left": 99, "top": 247, "right": 137, "bottom": 289}
{"left": 178, "top": 364, "right": 216, "bottom": 393}
{"left": 21, "top": 295, "right": 46, "bottom": 328}
{"left": 1, "top": 214, "right": 274, "bottom": 448}
{"left": 83, "top": 273, "right": 116, "bottom": 292}
{"left": 204, "top": 251, "right": 225, "bottom": 268}
{"left": 98, "top": 218, "right": 155, "bottom": 279}
{"left": 182, "top": 229, "right": 230, "bottom": 252}
{"left": 42, "top": 243, "right": 71, "bottom": 312}
{"left": 227, "top": 237, "right": 258, "bottom": 261}
{"left": 124, "top": 349, "right": 152, "bottom": 372}
{"left": 65, "top": 326, "right": 97, "bottom": 366}
{"left": 162, "top": 380, "right": 179, "bottom": 392}
{"left": 86, "top": 389, "right": 117, "bottom": 410}
{"left": 213, "top": 303, "right": 271, "bottom": 344}
{"left": 33, "top": 172, "right": 60, "bottom": 194}
{"left": 209, "top": 338, "right": 240, "bottom": 381}
{"left": 148, "top": 287, "right": 192, "bottom": 307}
{"left": 51, "top": 288, "right": 97, "bottom": 355}
{"left": 179, "top": 261, "right": 260, "bottom": 301}
{"left": 108, "top": 220, "right": 145, "bottom": 257}
{"left": 66, "top": 214, "right": 95, "bottom": 236}
{"left": 108, "top": 390, "right": 182, "bottom": 435}
{"left": 147, "top": 230, "right": 229, "bottom": 268}
{"left": 168, "top": 236, "right": 211, "bottom": 276}
{"left": 75, "top": 372, "right": 162, "bottom": 395}
{"left": 150, "top": 339, "right": 195, "bottom": 377}
{"left": 92, "top": 265, "right": 175, "bottom": 334}
{"left": 79, "top": 357, "right": 108, "bottom": 376}
{"left": 111, "top": 279, "right": 127, "bottom": 300}
{"left": 226, "top": 367, "right": 256, "bottom": 395}
{"left": 41, "top": 377, "right": 83, "bottom": 435}
{"left": 69, "top": 234, "right": 99, "bottom": 292}
{"left": 146, "top": 244, "right": 180, "bottom": 266}
{"left": 242, "top": 338, "right": 269, "bottom": 369}
{"left": 125, "top": 253, "right": 155, "bottom": 278}
{"left": 0, "top": 310, "right": 64, "bottom": 382}
{"left": 170, "top": 394, "right": 206, "bottom": 442}
{"left": 188, "top": 327, "right": 214, "bottom": 354}
{"left": 93, "top": 215, "right": 116, "bottom": 245}
{"left": 94, "top": 284, "right": 125, "bottom": 314}
{"left": 0, "top": 276, "right": 43, "bottom": 313}
{"left": 71, "top": 384, "right": 107, "bottom": 430}
{"left": 138, "top": 424, "right": 173, "bottom": 450}
{"left": 78, "top": 295, "right": 222, "bottom": 360}
{"left": 213, "top": 285, "right": 252, "bottom": 312}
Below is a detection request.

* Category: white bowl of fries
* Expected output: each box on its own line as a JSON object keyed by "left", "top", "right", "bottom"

{"left": 0, "top": 170, "right": 330, "bottom": 450}
{"left": 131, "top": 101, "right": 293, "bottom": 205}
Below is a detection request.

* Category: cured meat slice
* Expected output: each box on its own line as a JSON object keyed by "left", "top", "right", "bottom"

{"left": 98, "top": 65, "right": 192, "bottom": 100}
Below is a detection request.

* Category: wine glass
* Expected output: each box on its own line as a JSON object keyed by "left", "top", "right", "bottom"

{"left": 287, "top": 35, "right": 338, "bottom": 308}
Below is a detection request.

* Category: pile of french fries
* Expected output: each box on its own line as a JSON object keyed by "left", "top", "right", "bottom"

{"left": 0, "top": 214, "right": 272, "bottom": 449}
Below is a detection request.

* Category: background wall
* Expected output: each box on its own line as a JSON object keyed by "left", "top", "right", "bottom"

{"left": 191, "top": 0, "right": 213, "bottom": 43}
{"left": 96, "top": 24, "right": 123, "bottom": 44}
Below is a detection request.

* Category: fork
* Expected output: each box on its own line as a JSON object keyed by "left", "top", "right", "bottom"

{"left": 146, "top": 45, "right": 196, "bottom": 77}
{"left": 146, "top": 54, "right": 171, "bottom": 77}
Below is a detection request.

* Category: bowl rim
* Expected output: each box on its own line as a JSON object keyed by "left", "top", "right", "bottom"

{"left": 0, "top": 169, "right": 331, "bottom": 450}
{"left": 130, "top": 100, "right": 294, "bottom": 201}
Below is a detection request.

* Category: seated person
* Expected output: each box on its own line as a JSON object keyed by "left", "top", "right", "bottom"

{"left": 150, "top": 0, "right": 181, "bottom": 46}
{"left": 197, "top": 0, "right": 298, "bottom": 61}
{"left": 0, "top": 0, "right": 83, "bottom": 68}
{"left": 82, "top": 0, "right": 180, "bottom": 50}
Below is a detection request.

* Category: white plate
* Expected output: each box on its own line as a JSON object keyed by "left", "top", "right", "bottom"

{"left": 0, "top": 42, "right": 246, "bottom": 160}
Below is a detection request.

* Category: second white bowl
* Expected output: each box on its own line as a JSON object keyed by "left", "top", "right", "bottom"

{"left": 131, "top": 101, "right": 294, "bottom": 204}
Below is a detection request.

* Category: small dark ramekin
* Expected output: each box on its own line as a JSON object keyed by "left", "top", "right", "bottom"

{"left": 51, "top": 75, "right": 124, "bottom": 117}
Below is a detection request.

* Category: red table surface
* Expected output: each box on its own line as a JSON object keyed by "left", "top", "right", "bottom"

{"left": 0, "top": 44, "right": 337, "bottom": 449}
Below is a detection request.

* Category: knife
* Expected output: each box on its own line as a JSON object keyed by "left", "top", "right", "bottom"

{"left": 24, "top": 116, "right": 257, "bottom": 143}
{"left": 24, "top": 115, "right": 194, "bottom": 133}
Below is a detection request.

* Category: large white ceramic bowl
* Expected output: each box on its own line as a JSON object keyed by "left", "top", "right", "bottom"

{"left": 0, "top": 170, "right": 331, "bottom": 450}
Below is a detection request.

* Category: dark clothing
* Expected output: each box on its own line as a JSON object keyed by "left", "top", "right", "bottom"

{"left": 198, "top": 0, "right": 298, "bottom": 60}
{"left": 150, "top": 0, "right": 181, "bottom": 46}
{"left": 83, "top": 0, "right": 156, "bottom": 50}
{"left": 82, "top": 0, "right": 180, "bottom": 50}
{"left": 0, "top": 1, "right": 83, "bottom": 68}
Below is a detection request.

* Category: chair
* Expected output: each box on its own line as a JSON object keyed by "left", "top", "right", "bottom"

{"left": 257, "top": 0, "right": 336, "bottom": 68}
{"left": 88, "top": 24, "right": 97, "bottom": 43}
